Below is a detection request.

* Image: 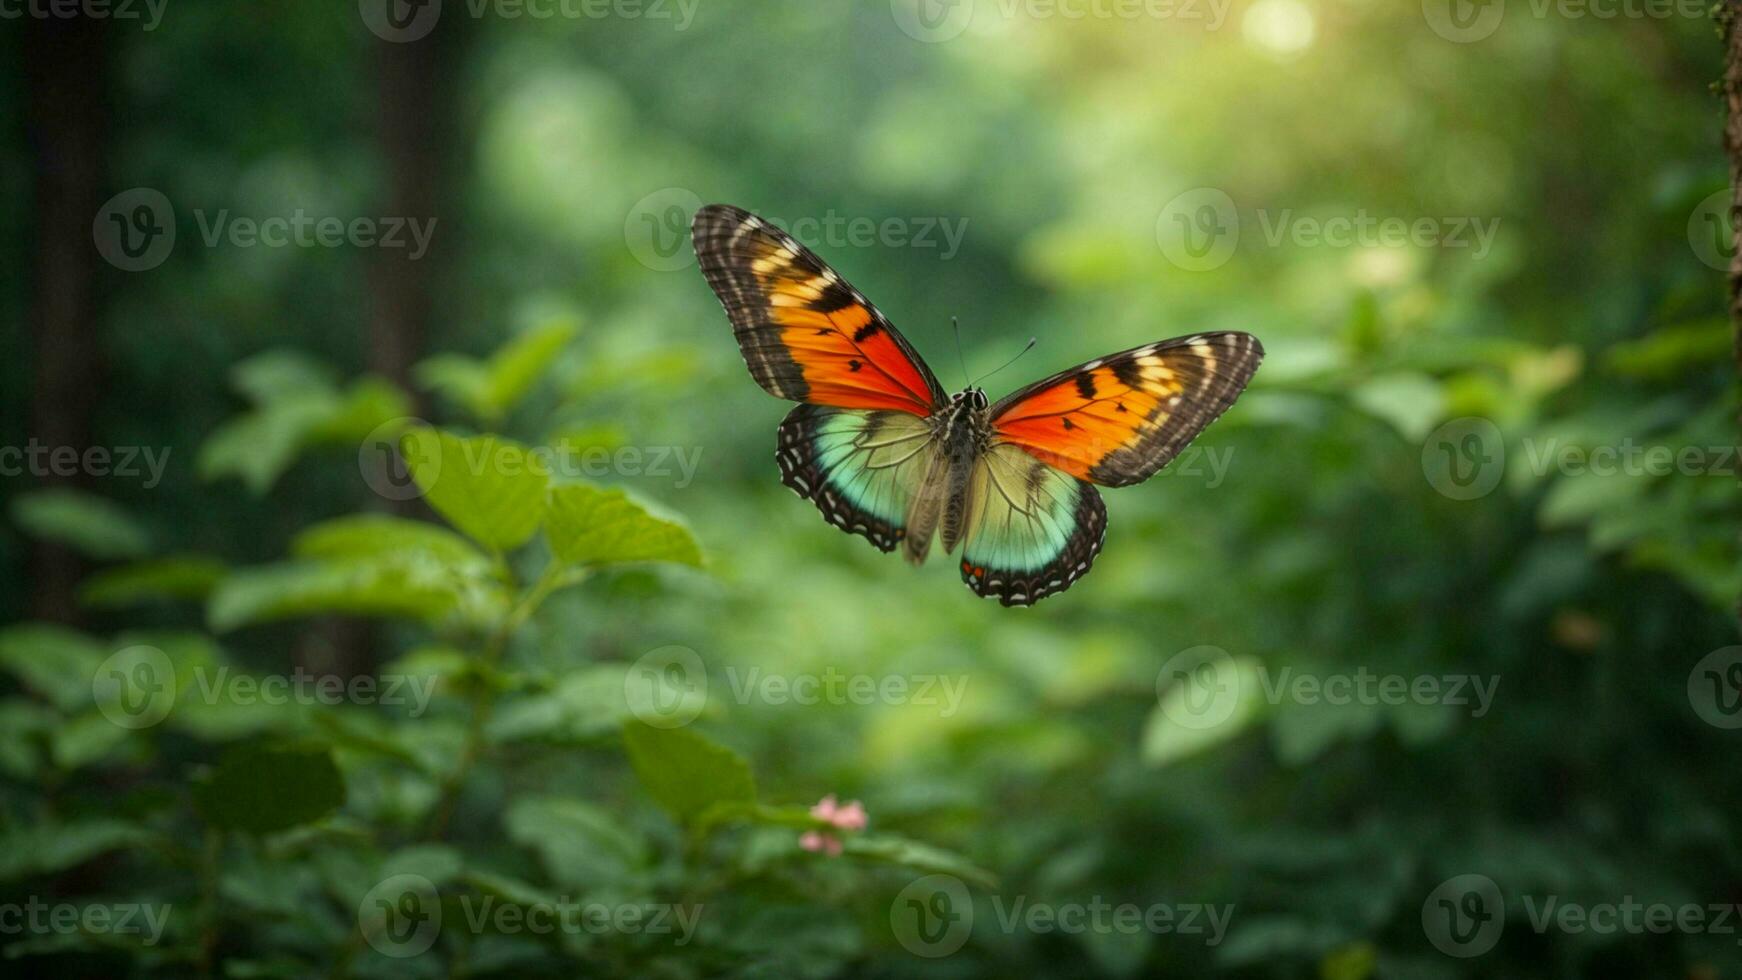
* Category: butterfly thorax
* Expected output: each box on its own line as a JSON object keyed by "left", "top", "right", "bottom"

{"left": 898, "top": 388, "right": 994, "bottom": 565}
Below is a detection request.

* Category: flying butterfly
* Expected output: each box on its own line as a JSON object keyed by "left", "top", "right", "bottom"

{"left": 692, "top": 203, "right": 1262, "bottom": 606}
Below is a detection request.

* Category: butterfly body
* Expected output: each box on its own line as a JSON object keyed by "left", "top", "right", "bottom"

{"left": 695, "top": 203, "right": 1261, "bottom": 606}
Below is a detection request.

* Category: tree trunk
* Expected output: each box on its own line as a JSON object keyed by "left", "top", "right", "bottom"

{"left": 23, "top": 15, "right": 111, "bottom": 625}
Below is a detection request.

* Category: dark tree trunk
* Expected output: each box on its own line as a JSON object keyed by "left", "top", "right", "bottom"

{"left": 23, "top": 15, "right": 111, "bottom": 625}
{"left": 367, "top": 21, "right": 467, "bottom": 397}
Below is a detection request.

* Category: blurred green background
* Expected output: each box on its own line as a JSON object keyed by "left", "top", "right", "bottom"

{"left": 4, "top": 0, "right": 1741, "bottom": 976}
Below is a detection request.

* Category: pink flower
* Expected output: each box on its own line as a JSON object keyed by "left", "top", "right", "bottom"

{"left": 801, "top": 795, "right": 867, "bottom": 856}
{"left": 799, "top": 830, "right": 843, "bottom": 856}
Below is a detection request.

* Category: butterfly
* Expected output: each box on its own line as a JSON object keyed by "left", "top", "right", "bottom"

{"left": 692, "top": 203, "right": 1263, "bottom": 606}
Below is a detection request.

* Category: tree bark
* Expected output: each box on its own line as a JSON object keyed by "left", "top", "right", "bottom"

{"left": 23, "top": 15, "right": 111, "bottom": 625}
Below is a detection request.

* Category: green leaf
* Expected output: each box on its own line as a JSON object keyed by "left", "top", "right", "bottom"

{"left": 207, "top": 558, "right": 489, "bottom": 632}
{"left": 306, "top": 377, "right": 413, "bottom": 446}
{"left": 0, "top": 818, "right": 153, "bottom": 881}
{"left": 293, "top": 514, "right": 488, "bottom": 567}
{"left": 545, "top": 483, "right": 702, "bottom": 568}
{"left": 52, "top": 712, "right": 136, "bottom": 770}
{"left": 0, "top": 700, "right": 56, "bottom": 779}
{"left": 198, "top": 396, "right": 337, "bottom": 495}
{"left": 505, "top": 796, "right": 649, "bottom": 888}
{"left": 621, "top": 722, "right": 754, "bottom": 824}
{"left": 9, "top": 489, "right": 151, "bottom": 560}
{"left": 841, "top": 834, "right": 998, "bottom": 890}
{"left": 194, "top": 741, "right": 345, "bottom": 834}
{"left": 402, "top": 429, "right": 549, "bottom": 550}
{"left": 80, "top": 555, "right": 227, "bottom": 608}
{"left": 231, "top": 349, "right": 338, "bottom": 403}
{"left": 1349, "top": 373, "right": 1445, "bottom": 442}
{"left": 1269, "top": 699, "right": 1383, "bottom": 767}
{"left": 0, "top": 624, "right": 108, "bottom": 711}
{"left": 1142, "top": 655, "right": 1266, "bottom": 767}
{"left": 416, "top": 319, "right": 577, "bottom": 423}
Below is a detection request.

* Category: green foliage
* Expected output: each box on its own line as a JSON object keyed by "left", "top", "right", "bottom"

{"left": 415, "top": 317, "right": 578, "bottom": 424}
{"left": 402, "top": 428, "right": 550, "bottom": 550}
{"left": 9, "top": 488, "right": 151, "bottom": 560}
{"left": 192, "top": 741, "right": 346, "bottom": 834}
{"left": 546, "top": 483, "right": 703, "bottom": 568}
{"left": 4, "top": 6, "right": 1738, "bottom": 978}
{"left": 621, "top": 722, "right": 756, "bottom": 824}
{"left": 198, "top": 350, "right": 410, "bottom": 494}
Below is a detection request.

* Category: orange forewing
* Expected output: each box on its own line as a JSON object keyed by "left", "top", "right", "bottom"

{"left": 989, "top": 333, "right": 1263, "bottom": 487}
{"left": 992, "top": 364, "right": 1181, "bottom": 480}
{"left": 693, "top": 204, "right": 945, "bottom": 415}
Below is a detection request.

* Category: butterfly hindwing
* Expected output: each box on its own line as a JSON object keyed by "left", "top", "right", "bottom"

{"left": 692, "top": 203, "right": 947, "bottom": 415}
{"left": 776, "top": 404, "right": 941, "bottom": 553}
{"left": 958, "top": 444, "right": 1107, "bottom": 606}
{"left": 989, "top": 331, "right": 1263, "bottom": 487}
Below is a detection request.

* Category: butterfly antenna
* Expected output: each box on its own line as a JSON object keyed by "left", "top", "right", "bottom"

{"left": 973, "top": 336, "right": 1038, "bottom": 387}
{"left": 951, "top": 316, "right": 970, "bottom": 388}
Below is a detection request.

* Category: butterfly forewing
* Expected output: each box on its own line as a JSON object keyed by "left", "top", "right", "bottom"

{"left": 989, "top": 331, "right": 1263, "bottom": 487}
{"left": 692, "top": 204, "right": 947, "bottom": 415}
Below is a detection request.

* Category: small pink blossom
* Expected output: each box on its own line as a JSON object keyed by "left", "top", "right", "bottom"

{"left": 801, "top": 795, "right": 867, "bottom": 856}
{"left": 799, "top": 830, "right": 843, "bottom": 856}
